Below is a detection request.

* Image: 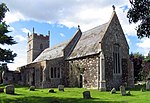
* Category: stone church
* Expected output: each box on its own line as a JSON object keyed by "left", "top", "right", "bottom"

{"left": 16, "top": 9, "right": 134, "bottom": 90}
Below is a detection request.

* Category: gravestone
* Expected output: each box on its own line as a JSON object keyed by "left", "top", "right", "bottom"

{"left": 6, "top": 85, "right": 14, "bottom": 94}
{"left": 146, "top": 80, "right": 150, "bottom": 90}
{"left": 126, "top": 90, "right": 131, "bottom": 96}
{"left": 49, "top": 89, "right": 55, "bottom": 93}
{"left": 110, "top": 88, "right": 116, "bottom": 94}
{"left": 0, "top": 88, "right": 4, "bottom": 93}
{"left": 83, "top": 91, "right": 91, "bottom": 99}
{"left": 29, "top": 86, "right": 35, "bottom": 91}
{"left": 120, "top": 86, "right": 126, "bottom": 96}
{"left": 58, "top": 85, "right": 64, "bottom": 91}
{"left": 141, "top": 88, "right": 145, "bottom": 92}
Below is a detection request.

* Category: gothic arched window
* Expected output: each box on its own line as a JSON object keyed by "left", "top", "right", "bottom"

{"left": 113, "top": 44, "right": 121, "bottom": 74}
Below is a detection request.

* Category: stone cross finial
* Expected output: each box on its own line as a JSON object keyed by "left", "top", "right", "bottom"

{"left": 78, "top": 25, "right": 80, "bottom": 29}
{"left": 112, "top": 5, "right": 115, "bottom": 11}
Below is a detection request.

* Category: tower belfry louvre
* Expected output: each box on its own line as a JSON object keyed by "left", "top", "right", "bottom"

{"left": 27, "top": 28, "right": 50, "bottom": 64}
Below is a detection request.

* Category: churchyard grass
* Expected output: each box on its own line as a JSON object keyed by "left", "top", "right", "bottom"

{"left": 0, "top": 85, "right": 150, "bottom": 103}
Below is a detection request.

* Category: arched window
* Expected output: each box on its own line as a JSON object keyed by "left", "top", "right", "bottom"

{"left": 113, "top": 44, "right": 121, "bottom": 74}
{"left": 40, "top": 44, "right": 43, "bottom": 49}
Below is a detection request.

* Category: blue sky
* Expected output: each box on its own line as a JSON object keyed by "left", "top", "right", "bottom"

{"left": 1, "top": 0, "right": 150, "bottom": 70}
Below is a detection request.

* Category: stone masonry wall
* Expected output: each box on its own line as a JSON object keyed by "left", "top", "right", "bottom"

{"left": 101, "top": 12, "right": 131, "bottom": 90}
{"left": 69, "top": 55, "right": 99, "bottom": 89}
{"left": 46, "top": 57, "right": 69, "bottom": 88}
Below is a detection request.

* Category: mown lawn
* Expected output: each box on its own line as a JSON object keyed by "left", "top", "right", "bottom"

{"left": 0, "top": 85, "right": 150, "bottom": 103}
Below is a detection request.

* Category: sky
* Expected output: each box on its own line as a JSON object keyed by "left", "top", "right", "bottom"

{"left": 0, "top": 0, "right": 150, "bottom": 71}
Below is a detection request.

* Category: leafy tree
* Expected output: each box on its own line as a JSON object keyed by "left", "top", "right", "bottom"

{"left": 127, "top": 0, "right": 150, "bottom": 38}
{"left": 142, "top": 51, "right": 150, "bottom": 80}
{"left": 130, "top": 52, "right": 144, "bottom": 82}
{"left": 0, "top": 3, "right": 17, "bottom": 64}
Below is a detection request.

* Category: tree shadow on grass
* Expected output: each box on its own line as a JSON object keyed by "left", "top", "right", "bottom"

{"left": 0, "top": 96, "right": 127, "bottom": 103}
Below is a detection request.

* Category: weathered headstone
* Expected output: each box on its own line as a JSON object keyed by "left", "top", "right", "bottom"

{"left": 29, "top": 86, "right": 35, "bottom": 91}
{"left": 146, "top": 81, "right": 150, "bottom": 90}
{"left": 110, "top": 88, "right": 116, "bottom": 94}
{"left": 58, "top": 85, "right": 64, "bottom": 91}
{"left": 126, "top": 90, "right": 131, "bottom": 96}
{"left": 141, "top": 88, "right": 145, "bottom": 92}
{"left": 83, "top": 91, "right": 91, "bottom": 99}
{"left": 120, "top": 86, "right": 126, "bottom": 96}
{"left": 49, "top": 89, "right": 55, "bottom": 93}
{"left": 0, "top": 88, "right": 4, "bottom": 93}
{"left": 6, "top": 85, "right": 14, "bottom": 94}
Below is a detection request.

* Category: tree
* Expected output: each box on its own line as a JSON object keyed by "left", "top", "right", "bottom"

{"left": 127, "top": 0, "right": 150, "bottom": 38}
{"left": 0, "top": 3, "right": 17, "bottom": 64}
{"left": 130, "top": 52, "right": 144, "bottom": 82}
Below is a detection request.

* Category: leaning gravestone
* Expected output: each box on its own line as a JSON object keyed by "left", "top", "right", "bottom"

{"left": 58, "top": 85, "right": 64, "bottom": 91}
{"left": 120, "top": 86, "right": 126, "bottom": 96}
{"left": 110, "top": 88, "right": 116, "bottom": 94}
{"left": 146, "top": 80, "right": 150, "bottom": 90}
{"left": 83, "top": 91, "right": 91, "bottom": 99}
{"left": 0, "top": 88, "right": 4, "bottom": 93}
{"left": 6, "top": 85, "right": 15, "bottom": 94}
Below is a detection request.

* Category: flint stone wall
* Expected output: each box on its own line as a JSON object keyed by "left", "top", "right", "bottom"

{"left": 69, "top": 55, "right": 99, "bottom": 89}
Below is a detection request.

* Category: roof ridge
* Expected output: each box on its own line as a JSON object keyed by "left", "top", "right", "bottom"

{"left": 83, "top": 22, "right": 109, "bottom": 34}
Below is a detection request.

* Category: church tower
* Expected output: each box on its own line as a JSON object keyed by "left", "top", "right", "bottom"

{"left": 27, "top": 28, "right": 50, "bottom": 64}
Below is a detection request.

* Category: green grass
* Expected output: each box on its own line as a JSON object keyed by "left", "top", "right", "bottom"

{"left": 0, "top": 85, "right": 150, "bottom": 103}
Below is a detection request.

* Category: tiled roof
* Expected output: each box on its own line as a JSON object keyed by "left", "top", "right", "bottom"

{"left": 33, "top": 41, "right": 68, "bottom": 62}
{"left": 34, "top": 22, "right": 109, "bottom": 62}
{"left": 68, "top": 22, "right": 109, "bottom": 59}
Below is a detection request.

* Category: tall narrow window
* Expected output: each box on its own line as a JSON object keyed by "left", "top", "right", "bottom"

{"left": 54, "top": 67, "right": 57, "bottom": 78}
{"left": 40, "top": 44, "right": 43, "bottom": 49}
{"left": 113, "top": 44, "right": 121, "bottom": 74}
{"left": 58, "top": 67, "right": 60, "bottom": 78}
{"left": 50, "top": 67, "right": 61, "bottom": 78}
{"left": 51, "top": 67, "right": 53, "bottom": 78}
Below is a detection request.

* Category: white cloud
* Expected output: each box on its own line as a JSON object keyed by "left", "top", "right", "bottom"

{"left": 4, "top": 11, "right": 25, "bottom": 24}
{"left": 14, "top": 35, "right": 27, "bottom": 42}
{"left": 2, "top": 0, "right": 132, "bottom": 32}
{"left": 7, "top": 51, "right": 27, "bottom": 71}
{"left": 60, "top": 33, "right": 65, "bottom": 37}
{"left": 21, "top": 28, "right": 31, "bottom": 34}
{"left": 8, "top": 26, "right": 15, "bottom": 32}
{"left": 137, "top": 38, "right": 150, "bottom": 49}
{"left": 0, "top": 44, "right": 5, "bottom": 49}
{"left": 136, "top": 38, "right": 150, "bottom": 56}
